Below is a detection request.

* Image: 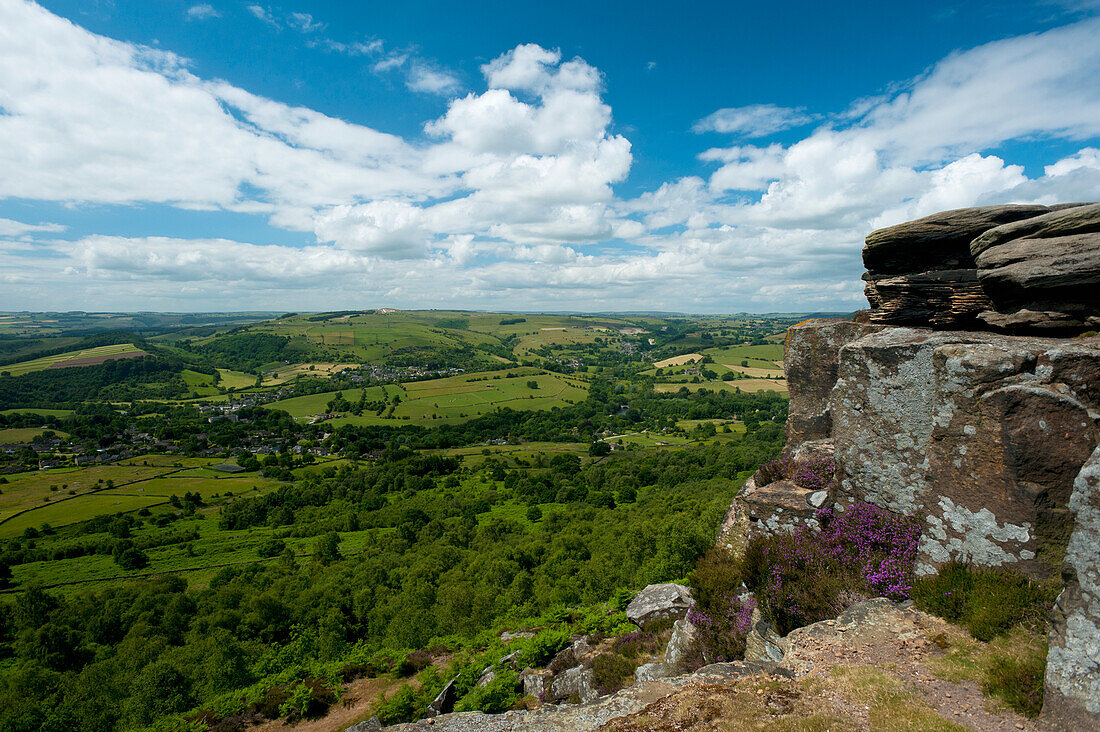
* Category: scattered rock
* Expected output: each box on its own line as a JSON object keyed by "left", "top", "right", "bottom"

{"left": 625, "top": 583, "right": 693, "bottom": 626}
{"left": 345, "top": 718, "right": 382, "bottom": 731}
{"left": 549, "top": 665, "right": 599, "bottom": 704}
{"left": 744, "top": 608, "right": 786, "bottom": 663}
{"left": 426, "top": 677, "right": 458, "bottom": 717}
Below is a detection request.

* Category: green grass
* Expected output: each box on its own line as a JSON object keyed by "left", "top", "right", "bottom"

{"left": 216, "top": 369, "right": 256, "bottom": 389}
{"left": 0, "top": 408, "right": 76, "bottom": 418}
{"left": 701, "top": 343, "right": 785, "bottom": 367}
{"left": 0, "top": 427, "right": 69, "bottom": 442}
{"left": 1, "top": 493, "right": 166, "bottom": 537}
{"left": 267, "top": 368, "right": 588, "bottom": 426}
{"left": 1, "top": 342, "right": 146, "bottom": 376}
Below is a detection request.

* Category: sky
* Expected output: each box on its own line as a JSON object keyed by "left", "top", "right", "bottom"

{"left": 1, "top": 0, "right": 1099, "bottom": 314}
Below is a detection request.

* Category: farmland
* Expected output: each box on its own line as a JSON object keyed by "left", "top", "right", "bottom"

{"left": 1, "top": 342, "right": 147, "bottom": 376}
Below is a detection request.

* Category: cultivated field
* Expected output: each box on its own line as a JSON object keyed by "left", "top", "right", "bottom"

{"left": 2, "top": 343, "right": 147, "bottom": 376}
{"left": 653, "top": 353, "right": 703, "bottom": 368}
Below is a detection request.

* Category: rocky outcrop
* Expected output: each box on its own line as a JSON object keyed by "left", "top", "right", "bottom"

{"left": 1043, "top": 446, "right": 1100, "bottom": 730}
{"left": 376, "top": 661, "right": 778, "bottom": 732}
{"left": 862, "top": 204, "right": 1051, "bottom": 329}
{"left": 862, "top": 203, "right": 1098, "bottom": 332}
{"left": 973, "top": 203, "right": 1100, "bottom": 333}
{"left": 826, "top": 326, "right": 1100, "bottom": 577}
{"left": 784, "top": 318, "right": 886, "bottom": 444}
{"left": 662, "top": 617, "right": 697, "bottom": 670}
{"left": 549, "top": 665, "right": 598, "bottom": 704}
{"left": 624, "top": 584, "right": 693, "bottom": 626}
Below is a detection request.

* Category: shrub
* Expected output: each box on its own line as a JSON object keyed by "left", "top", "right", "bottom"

{"left": 397, "top": 649, "right": 432, "bottom": 676}
{"left": 912, "top": 562, "right": 1057, "bottom": 641}
{"left": 611, "top": 628, "right": 665, "bottom": 659}
{"left": 792, "top": 456, "right": 836, "bottom": 492}
{"left": 587, "top": 653, "right": 635, "bottom": 695}
{"left": 744, "top": 502, "right": 920, "bottom": 635}
{"left": 755, "top": 454, "right": 794, "bottom": 486}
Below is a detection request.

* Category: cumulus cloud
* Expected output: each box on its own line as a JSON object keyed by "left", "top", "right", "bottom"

{"left": 406, "top": 63, "right": 461, "bottom": 95}
{"left": 693, "top": 104, "right": 818, "bottom": 137}
{"left": 1, "top": 2, "right": 1100, "bottom": 312}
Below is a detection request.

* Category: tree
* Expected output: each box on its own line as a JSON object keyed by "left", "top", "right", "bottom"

{"left": 589, "top": 441, "right": 611, "bottom": 457}
{"left": 526, "top": 380, "right": 539, "bottom": 389}
{"left": 115, "top": 548, "right": 148, "bottom": 571}
{"left": 314, "top": 531, "right": 341, "bottom": 565}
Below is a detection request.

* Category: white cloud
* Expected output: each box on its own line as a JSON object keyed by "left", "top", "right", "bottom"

{"left": 186, "top": 4, "right": 220, "bottom": 20}
{"left": 406, "top": 63, "right": 461, "bottom": 95}
{"left": 693, "top": 104, "right": 817, "bottom": 137}
{"left": 1, "top": 2, "right": 1099, "bottom": 313}
{"left": 287, "top": 12, "right": 323, "bottom": 33}
{"left": 246, "top": 5, "right": 278, "bottom": 28}
{"left": 0, "top": 218, "right": 66, "bottom": 236}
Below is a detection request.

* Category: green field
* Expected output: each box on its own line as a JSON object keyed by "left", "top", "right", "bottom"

{"left": 0, "top": 427, "right": 68, "bottom": 443}
{"left": 216, "top": 368, "right": 256, "bottom": 388}
{"left": 701, "top": 343, "right": 785, "bottom": 367}
{"left": 0, "top": 408, "right": 77, "bottom": 418}
{"left": 267, "top": 367, "right": 589, "bottom": 425}
{"left": 1, "top": 342, "right": 147, "bottom": 376}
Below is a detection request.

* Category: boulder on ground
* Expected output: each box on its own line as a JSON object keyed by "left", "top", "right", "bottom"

{"left": 519, "top": 667, "right": 552, "bottom": 699}
{"left": 625, "top": 583, "right": 693, "bottom": 627}
{"left": 549, "top": 665, "right": 599, "bottom": 704}
{"left": 744, "top": 608, "right": 786, "bottom": 663}
{"left": 426, "top": 676, "right": 458, "bottom": 716}
{"left": 633, "top": 662, "right": 672, "bottom": 683}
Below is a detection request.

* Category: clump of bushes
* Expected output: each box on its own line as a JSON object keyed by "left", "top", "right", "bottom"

{"left": 745, "top": 502, "right": 921, "bottom": 635}
{"left": 911, "top": 561, "right": 1057, "bottom": 641}
{"left": 587, "top": 653, "right": 636, "bottom": 695}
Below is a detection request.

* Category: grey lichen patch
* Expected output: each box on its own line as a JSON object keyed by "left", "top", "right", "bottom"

{"left": 920, "top": 495, "right": 1033, "bottom": 567}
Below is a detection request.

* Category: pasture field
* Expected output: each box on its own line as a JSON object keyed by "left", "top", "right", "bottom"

{"left": 653, "top": 353, "right": 703, "bottom": 368}
{"left": 0, "top": 493, "right": 166, "bottom": 538}
{"left": 260, "top": 362, "right": 353, "bottom": 385}
{"left": 654, "top": 379, "right": 787, "bottom": 395}
{"left": 267, "top": 368, "right": 589, "bottom": 426}
{"left": 0, "top": 408, "right": 76, "bottom": 418}
{"left": 216, "top": 368, "right": 256, "bottom": 388}
{"left": 0, "top": 427, "right": 68, "bottom": 443}
{"left": 1, "top": 342, "right": 147, "bottom": 376}
{"left": 700, "top": 343, "right": 785, "bottom": 367}
{"left": 0, "top": 460, "right": 281, "bottom": 535}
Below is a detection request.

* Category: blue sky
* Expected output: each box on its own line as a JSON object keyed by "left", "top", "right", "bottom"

{"left": 1, "top": 0, "right": 1098, "bottom": 312}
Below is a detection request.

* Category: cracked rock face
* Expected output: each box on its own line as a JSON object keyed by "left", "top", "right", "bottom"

{"left": 1043, "top": 446, "right": 1100, "bottom": 730}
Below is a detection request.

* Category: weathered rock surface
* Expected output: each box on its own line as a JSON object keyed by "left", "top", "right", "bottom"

{"left": 520, "top": 668, "right": 552, "bottom": 699}
{"left": 662, "top": 617, "right": 697, "bottom": 670}
{"left": 864, "top": 268, "right": 994, "bottom": 329}
{"left": 973, "top": 203, "right": 1100, "bottom": 332}
{"left": 1043, "top": 446, "right": 1100, "bottom": 730}
{"left": 426, "top": 677, "right": 458, "bottom": 717}
{"left": 549, "top": 665, "right": 598, "bottom": 704}
{"left": 784, "top": 318, "right": 886, "bottom": 444}
{"left": 744, "top": 607, "right": 786, "bottom": 663}
{"left": 827, "top": 326, "right": 1100, "bottom": 577}
{"left": 377, "top": 662, "right": 777, "bottom": 732}
{"left": 632, "top": 662, "right": 672, "bottom": 683}
{"left": 624, "top": 583, "right": 693, "bottom": 626}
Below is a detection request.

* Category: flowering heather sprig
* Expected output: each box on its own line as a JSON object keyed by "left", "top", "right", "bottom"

{"left": 752, "top": 501, "right": 921, "bottom": 634}
{"left": 756, "top": 454, "right": 795, "bottom": 485}
{"left": 792, "top": 456, "right": 836, "bottom": 492}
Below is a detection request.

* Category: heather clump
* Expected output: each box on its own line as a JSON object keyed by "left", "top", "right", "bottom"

{"left": 745, "top": 502, "right": 920, "bottom": 635}
{"left": 686, "top": 549, "right": 756, "bottom": 665}
{"left": 755, "top": 453, "right": 837, "bottom": 493}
